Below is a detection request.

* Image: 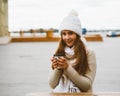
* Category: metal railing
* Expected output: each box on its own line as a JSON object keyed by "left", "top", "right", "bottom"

{"left": 9, "top": 28, "right": 59, "bottom": 37}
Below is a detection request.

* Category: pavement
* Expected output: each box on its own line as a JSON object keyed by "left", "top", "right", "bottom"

{"left": 0, "top": 37, "right": 120, "bottom": 96}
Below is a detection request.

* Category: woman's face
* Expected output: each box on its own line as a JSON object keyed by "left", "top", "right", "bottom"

{"left": 61, "top": 30, "right": 77, "bottom": 47}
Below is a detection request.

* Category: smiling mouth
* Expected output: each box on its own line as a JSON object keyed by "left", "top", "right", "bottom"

{"left": 66, "top": 40, "right": 73, "bottom": 44}
{"left": 66, "top": 40, "right": 71, "bottom": 43}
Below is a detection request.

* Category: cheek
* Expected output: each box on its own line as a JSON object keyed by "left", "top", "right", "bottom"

{"left": 62, "top": 36, "right": 66, "bottom": 41}
{"left": 72, "top": 35, "right": 77, "bottom": 41}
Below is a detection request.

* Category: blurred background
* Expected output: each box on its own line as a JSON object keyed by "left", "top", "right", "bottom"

{"left": 0, "top": 0, "right": 120, "bottom": 96}
{"left": 8, "top": 0, "right": 120, "bottom": 31}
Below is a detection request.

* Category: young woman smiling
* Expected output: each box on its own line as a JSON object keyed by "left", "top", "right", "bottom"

{"left": 49, "top": 10, "right": 96, "bottom": 93}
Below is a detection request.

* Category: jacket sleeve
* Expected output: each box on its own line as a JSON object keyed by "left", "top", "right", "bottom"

{"left": 49, "top": 69, "right": 63, "bottom": 89}
{"left": 64, "top": 50, "right": 96, "bottom": 92}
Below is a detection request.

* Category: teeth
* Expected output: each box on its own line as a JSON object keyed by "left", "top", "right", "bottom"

{"left": 67, "top": 40, "right": 71, "bottom": 42}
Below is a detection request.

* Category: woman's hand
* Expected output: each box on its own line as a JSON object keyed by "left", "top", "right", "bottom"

{"left": 56, "top": 57, "right": 68, "bottom": 70}
{"left": 51, "top": 57, "right": 58, "bottom": 69}
{"left": 51, "top": 57, "right": 68, "bottom": 70}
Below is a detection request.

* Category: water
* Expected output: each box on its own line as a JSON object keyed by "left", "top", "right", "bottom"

{"left": 0, "top": 37, "right": 120, "bottom": 96}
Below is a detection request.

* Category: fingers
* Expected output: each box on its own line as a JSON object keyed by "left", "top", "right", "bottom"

{"left": 57, "top": 57, "right": 68, "bottom": 70}
{"left": 51, "top": 57, "right": 58, "bottom": 69}
{"left": 51, "top": 57, "right": 68, "bottom": 70}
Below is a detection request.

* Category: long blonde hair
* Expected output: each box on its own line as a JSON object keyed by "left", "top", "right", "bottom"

{"left": 55, "top": 34, "right": 90, "bottom": 75}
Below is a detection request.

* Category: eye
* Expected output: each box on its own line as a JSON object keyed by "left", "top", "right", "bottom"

{"left": 68, "top": 31, "right": 74, "bottom": 35}
{"left": 61, "top": 31, "right": 66, "bottom": 36}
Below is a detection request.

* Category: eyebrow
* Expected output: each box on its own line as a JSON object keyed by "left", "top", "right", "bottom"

{"left": 69, "top": 31, "right": 74, "bottom": 33}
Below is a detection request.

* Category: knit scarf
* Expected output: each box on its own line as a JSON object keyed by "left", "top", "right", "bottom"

{"left": 65, "top": 46, "right": 74, "bottom": 57}
{"left": 65, "top": 46, "right": 76, "bottom": 66}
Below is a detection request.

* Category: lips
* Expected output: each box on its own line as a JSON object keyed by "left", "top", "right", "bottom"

{"left": 66, "top": 39, "right": 72, "bottom": 43}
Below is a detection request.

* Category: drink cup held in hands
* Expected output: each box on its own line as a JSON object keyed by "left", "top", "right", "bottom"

{"left": 53, "top": 53, "right": 65, "bottom": 70}
{"left": 53, "top": 53, "right": 65, "bottom": 59}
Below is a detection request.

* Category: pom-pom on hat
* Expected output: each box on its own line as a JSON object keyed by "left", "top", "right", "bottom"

{"left": 59, "top": 10, "right": 82, "bottom": 36}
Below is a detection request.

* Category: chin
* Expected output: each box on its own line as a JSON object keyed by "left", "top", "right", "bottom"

{"left": 67, "top": 44, "right": 73, "bottom": 47}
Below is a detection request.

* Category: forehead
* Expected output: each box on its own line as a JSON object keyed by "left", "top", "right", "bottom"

{"left": 61, "top": 30, "right": 75, "bottom": 33}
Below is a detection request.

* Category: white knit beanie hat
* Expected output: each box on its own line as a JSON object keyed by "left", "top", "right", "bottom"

{"left": 59, "top": 10, "right": 82, "bottom": 36}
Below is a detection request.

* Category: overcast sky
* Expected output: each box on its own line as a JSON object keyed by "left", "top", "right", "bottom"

{"left": 8, "top": 0, "right": 120, "bottom": 31}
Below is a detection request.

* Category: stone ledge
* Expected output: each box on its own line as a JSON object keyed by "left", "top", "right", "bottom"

{"left": 26, "top": 92, "right": 120, "bottom": 96}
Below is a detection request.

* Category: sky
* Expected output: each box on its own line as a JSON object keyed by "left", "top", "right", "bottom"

{"left": 8, "top": 0, "right": 120, "bottom": 31}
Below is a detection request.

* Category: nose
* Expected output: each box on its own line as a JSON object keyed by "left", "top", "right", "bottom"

{"left": 65, "top": 34, "right": 70, "bottom": 40}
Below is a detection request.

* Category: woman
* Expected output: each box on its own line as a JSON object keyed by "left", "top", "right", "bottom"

{"left": 49, "top": 10, "right": 96, "bottom": 93}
